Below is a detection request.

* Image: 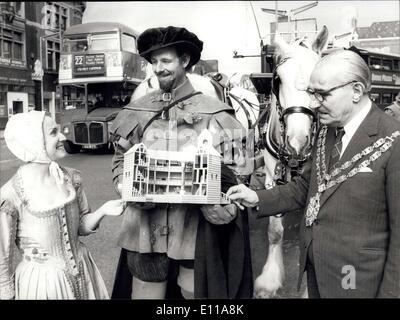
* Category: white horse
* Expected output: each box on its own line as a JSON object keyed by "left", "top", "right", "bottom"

{"left": 254, "top": 27, "right": 329, "bottom": 298}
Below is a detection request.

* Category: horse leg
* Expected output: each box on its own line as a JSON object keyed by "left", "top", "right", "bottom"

{"left": 253, "top": 150, "right": 285, "bottom": 298}
{"left": 254, "top": 215, "right": 284, "bottom": 298}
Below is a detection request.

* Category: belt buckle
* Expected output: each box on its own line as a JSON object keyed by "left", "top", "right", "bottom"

{"left": 161, "top": 110, "right": 169, "bottom": 120}
{"left": 162, "top": 93, "right": 172, "bottom": 102}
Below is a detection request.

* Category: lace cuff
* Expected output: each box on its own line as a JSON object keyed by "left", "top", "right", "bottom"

{"left": 0, "top": 199, "right": 17, "bottom": 300}
{"left": 0, "top": 278, "right": 15, "bottom": 300}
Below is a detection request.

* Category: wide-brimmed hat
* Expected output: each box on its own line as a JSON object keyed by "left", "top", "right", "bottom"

{"left": 137, "top": 26, "right": 203, "bottom": 69}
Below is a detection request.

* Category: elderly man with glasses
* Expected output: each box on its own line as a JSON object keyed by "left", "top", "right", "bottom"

{"left": 227, "top": 49, "right": 400, "bottom": 298}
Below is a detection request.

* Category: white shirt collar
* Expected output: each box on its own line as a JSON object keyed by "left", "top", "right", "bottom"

{"left": 340, "top": 99, "right": 372, "bottom": 157}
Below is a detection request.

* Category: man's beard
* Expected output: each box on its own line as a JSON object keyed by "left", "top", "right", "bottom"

{"left": 157, "top": 73, "right": 175, "bottom": 92}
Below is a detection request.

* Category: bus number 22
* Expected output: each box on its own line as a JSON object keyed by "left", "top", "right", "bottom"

{"left": 75, "top": 56, "right": 84, "bottom": 65}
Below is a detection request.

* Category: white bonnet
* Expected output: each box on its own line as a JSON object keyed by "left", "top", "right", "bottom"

{"left": 4, "top": 110, "right": 65, "bottom": 188}
{"left": 4, "top": 110, "right": 51, "bottom": 163}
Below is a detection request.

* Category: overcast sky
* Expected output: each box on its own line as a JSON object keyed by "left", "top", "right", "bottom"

{"left": 83, "top": 1, "right": 400, "bottom": 75}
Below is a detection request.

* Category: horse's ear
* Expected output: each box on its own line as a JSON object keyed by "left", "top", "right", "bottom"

{"left": 312, "top": 25, "right": 329, "bottom": 55}
{"left": 273, "top": 34, "right": 291, "bottom": 55}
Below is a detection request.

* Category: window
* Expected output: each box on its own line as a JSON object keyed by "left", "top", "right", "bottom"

{"left": 0, "top": 2, "right": 25, "bottom": 19}
{"left": 393, "top": 59, "right": 399, "bottom": 71}
{"left": 369, "top": 57, "right": 381, "bottom": 69}
{"left": 3, "top": 40, "right": 11, "bottom": 58}
{"left": 61, "top": 85, "right": 85, "bottom": 110}
{"left": 0, "top": 91, "right": 6, "bottom": 117}
{"left": 370, "top": 93, "right": 380, "bottom": 104}
{"left": 91, "top": 33, "right": 119, "bottom": 51}
{"left": 13, "top": 42, "right": 22, "bottom": 60}
{"left": 382, "top": 93, "right": 392, "bottom": 104}
{"left": 63, "top": 37, "right": 88, "bottom": 53}
{"left": 45, "top": 2, "right": 69, "bottom": 31}
{"left": 121, "top": 33, "right": 137, "bottom": 53}
{"left": 0, "top": 27, "right": 25, "bottom": 61}
{"left": 46, "top": 40, "right": 60, "bottom": 71}
{"left": 382, "top": 59, "right": 392, "bottom": 71}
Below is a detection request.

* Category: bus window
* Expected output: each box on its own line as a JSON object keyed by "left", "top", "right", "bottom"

{"left": 62, "top": 85, "right": 86, "bottom": 110}
{"left": 370, "top": 93, "right": 380, "bottom": 104}
{"left": 382, "top": 59, "right": 392, "bottom": 71}
{"left": 394, "top": 59, "right": 400, "bottom": 71}
{"left": 87, "top": 82, "right": 136, "bottom": 109}
{"left": 63, "top": 38, "right": 89, "bottom": 53}
{"left": 382, "top": 93, "right": 392, "bottom": 104}
{"left": 90, "top": 33, "right": 119, "bottom": 51}
{"left": 370, "top": 57, "right": 381, "bottom": 70}
{"left": 121, "top": 33, "right": 137, "bottom": 53}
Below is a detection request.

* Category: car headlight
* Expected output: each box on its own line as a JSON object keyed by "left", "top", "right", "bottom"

{"left": 63, "top": 126, "right": 70, "bottom": 135}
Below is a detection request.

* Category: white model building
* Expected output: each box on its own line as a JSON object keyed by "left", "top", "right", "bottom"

{"left": 122, "top": 129, "right": 230, "bottom": 204}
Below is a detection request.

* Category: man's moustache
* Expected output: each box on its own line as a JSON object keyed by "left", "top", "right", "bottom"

{"left": 156, "top": 72, "right": 172, "bottom": 77}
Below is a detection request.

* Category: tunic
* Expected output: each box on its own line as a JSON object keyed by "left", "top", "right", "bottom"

{"left": 110, "top": 79, "right": 249, "bottom": 260}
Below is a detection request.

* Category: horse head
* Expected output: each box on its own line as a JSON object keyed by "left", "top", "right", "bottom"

{"left": 269, "top": 26, "right": 329, "bottom": 170}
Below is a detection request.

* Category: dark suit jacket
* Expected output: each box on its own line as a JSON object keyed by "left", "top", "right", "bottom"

{"left": 256, "top": 104, "right": 400, "bottom": 298}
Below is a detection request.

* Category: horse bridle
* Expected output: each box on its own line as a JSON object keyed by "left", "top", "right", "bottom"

{"left": 270, "top": 56, "right": 318, "bottom": 169}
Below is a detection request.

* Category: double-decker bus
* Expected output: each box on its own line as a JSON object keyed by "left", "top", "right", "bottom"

{"left": 322, "top": 47, "right": 400, "bottom": 110}
{"left": 357, "top": 48, "right": 400, "bottom": 110}
{"left": 58, "top": 22, "right": 147, "bottom": 153}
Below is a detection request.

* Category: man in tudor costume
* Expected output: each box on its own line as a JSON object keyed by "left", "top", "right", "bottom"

{"left": 109, "top": 26, "right": 253, "bottom": 299}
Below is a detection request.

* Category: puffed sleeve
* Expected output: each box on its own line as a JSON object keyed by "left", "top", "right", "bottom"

{"left": 0, "top": 183, "right": 18, "bottom": 300}
{"left": 110, "top": 109, "right": 141, "bottom": 194}
{"left": 208, "top": 111, "right": 254, "bottom": 180}
{"left": 69, "top": 168, "right": 91, "bottom": 217}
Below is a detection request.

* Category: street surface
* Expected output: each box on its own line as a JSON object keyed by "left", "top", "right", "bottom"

{"left": 0, "top": 138, "right": 305, "bottom": 298}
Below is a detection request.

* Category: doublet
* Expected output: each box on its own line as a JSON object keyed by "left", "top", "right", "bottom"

{"left": 110, "top": 79, "right": 248, "bottom": 259}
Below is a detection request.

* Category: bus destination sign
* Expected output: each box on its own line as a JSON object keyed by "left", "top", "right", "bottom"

{"left": 73, "top": 54, "right": 105, "bottom": 76}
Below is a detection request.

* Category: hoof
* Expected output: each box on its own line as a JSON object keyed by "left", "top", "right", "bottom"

{"left": 253, "top": 270, "right": 283, "bottom": 299}
{"left": 253, "top": 256, "right": 284, "bottom": 299}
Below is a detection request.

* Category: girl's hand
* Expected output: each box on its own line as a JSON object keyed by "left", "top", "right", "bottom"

{"left": 100, "top": 199, "right": 126, "bottom": 216}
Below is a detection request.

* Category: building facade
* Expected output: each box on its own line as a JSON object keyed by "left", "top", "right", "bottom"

{"left": 352, "top": 21, "right": 400, "bottom": 55}
{"left": 0, "top": 2, "right": 85, "bottom": 129}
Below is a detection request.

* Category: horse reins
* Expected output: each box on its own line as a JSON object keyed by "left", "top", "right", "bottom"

{"left": 267, "top": 56, "right": 318, "bottom": 169}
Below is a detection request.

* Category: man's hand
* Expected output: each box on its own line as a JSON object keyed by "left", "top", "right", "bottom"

{"left": 227, "top": 184, "right": 259, "bottom": 208}
{"left": 200, "top": 204, "right": 237, "bottom": 225}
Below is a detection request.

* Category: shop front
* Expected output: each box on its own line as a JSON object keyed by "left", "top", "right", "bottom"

{"left": 0, "top": 67, "right": 35, "bottom": 129}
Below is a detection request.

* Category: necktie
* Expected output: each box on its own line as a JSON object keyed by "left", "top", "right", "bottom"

{"left": 329, "top": 127, "right": 345, "bottom": 171}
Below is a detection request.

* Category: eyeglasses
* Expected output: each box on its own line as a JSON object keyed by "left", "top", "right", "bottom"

{"left": 306, "top": 81, "right": 357, "bottom": 102}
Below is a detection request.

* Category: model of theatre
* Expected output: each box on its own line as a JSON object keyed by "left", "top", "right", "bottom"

{"left": 122, "top": 129, "right": 230, "bottom": 204}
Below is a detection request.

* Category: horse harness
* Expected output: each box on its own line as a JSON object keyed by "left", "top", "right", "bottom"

{"left": 265, "top": 55, "right": 319, "bottom": 178}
